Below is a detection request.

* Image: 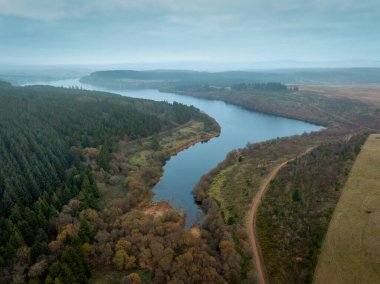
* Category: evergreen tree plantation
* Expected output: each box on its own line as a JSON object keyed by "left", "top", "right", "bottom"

{"left": 0, "top": 82, "right": 222, "bottom": 283}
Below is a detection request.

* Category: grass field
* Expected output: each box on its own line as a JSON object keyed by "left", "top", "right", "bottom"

{"left": 299, "top": 85, "right": 380, "bottom": 107}
{"left": 313, "top": 134, "right": 380, "bottom": 284}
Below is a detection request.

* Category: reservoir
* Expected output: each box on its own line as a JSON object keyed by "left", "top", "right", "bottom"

{"left": 38, "top": 79, "right": 322, "bottom": 228}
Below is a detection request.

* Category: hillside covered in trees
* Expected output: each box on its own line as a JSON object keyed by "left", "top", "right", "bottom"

{"left": 0, "top": 82, "right": 223, "bottom": 283}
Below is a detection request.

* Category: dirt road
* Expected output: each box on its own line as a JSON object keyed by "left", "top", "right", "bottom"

{"left": 248, "top": 147, "right": 316, "bottom": 284}
{"left": 248, "top": 161, "right": 289, "bottom": 284}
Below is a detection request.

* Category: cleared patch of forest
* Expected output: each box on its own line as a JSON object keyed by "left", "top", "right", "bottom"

{"left": 313, "top": 134, "right": 380, "bottom": 284}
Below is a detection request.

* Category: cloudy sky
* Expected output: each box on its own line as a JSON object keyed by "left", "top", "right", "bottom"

{"left": 0, "top": 0, "right": 379, "bottom": 68}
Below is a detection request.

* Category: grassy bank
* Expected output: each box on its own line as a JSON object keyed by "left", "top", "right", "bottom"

{"left": 313, "top": 134, "right": 380, "bottom": 284}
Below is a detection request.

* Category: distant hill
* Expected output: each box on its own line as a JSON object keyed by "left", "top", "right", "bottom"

{"left": 80, "top": 68, "right": 380, "bottom": 88}
{"left": 0, "top": 67, "right": 91, "bottom": 85}
{"left": 80, "top": 69, "right": 288, "bottom": 88}
{"left": 286, "top": 68, "right": 380, "bottom": 84}
{"left": 0, "top": 80, "right": 12, "bottom": 87}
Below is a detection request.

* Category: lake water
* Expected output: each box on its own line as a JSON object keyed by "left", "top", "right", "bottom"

{"left": 33, "top": 79, "right": 322, "bottom": 228}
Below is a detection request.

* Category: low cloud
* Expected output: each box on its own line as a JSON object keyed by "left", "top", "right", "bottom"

{"left": 1, "top": 0, "right": 379, "bottom": 65}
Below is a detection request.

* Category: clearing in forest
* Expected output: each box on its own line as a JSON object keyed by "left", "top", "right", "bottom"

{"left": 314, "top": 134, "right": 380, "bottom": 284}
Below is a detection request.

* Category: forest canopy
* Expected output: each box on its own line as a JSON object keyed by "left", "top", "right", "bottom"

{"left": 0, "top": 82, "right": 214, "bottom": 283}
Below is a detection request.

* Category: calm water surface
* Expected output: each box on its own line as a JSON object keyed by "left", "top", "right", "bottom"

{"left": 36, "top": 79, "right": 322, "bottom": 228}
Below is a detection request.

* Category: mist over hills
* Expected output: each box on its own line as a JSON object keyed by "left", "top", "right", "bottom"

{"left": 1, "top": 65, "right": 379, "bottom": 87}
{"left": 80, "top": 68, "right": 380, "bottom": 89}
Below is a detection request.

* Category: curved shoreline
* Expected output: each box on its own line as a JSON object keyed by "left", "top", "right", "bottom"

{"left": 159, "top": 89, "right": 328, "bottom": 128}
{"left": 170, "top": 131, "right": 221, "bottom": 156}
{"left": 77, "top": 78, "right": 326, "bottom": 127}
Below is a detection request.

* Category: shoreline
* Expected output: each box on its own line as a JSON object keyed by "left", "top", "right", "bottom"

{"left": 170, "top": 130, "right": 221, "bottom": 156}
{"left": 159, "top": 88, "right": 329, "bottom": 128}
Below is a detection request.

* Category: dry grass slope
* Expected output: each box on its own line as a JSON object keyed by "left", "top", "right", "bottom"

{"left": 299, "top": 85, "right": 380, "bottom": 107}
{"left": 314, "top": 134, "right": 380, "bottom": 284}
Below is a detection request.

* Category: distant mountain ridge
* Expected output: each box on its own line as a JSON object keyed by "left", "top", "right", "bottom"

{"left": 81, "top": 68, "right": 380, "bottom": 88}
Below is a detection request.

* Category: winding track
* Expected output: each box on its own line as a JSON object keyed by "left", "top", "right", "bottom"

{"left": 249, "top": 147, "right": 316, "bottom": 284}
{"left": 248, "top": 161, "right": 288, "bottom": 284}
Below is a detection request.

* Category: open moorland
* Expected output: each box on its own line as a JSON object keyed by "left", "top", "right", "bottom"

{"left": 313, "top": 134, "right": 380, "bottom": 284}
{"left": 299, "top": 85, "right": 380, "bottom": 107}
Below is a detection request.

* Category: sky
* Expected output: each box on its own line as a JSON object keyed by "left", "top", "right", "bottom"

{"left": 0, "top": 0, "right": 379, "bottom": 69}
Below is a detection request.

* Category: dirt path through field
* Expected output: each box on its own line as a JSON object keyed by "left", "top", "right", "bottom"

{"left": 249, "top": 147, "right": 315, "bottom": 284}
{"left": 248, "top": 161, "right": 288, "bottom": 284}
